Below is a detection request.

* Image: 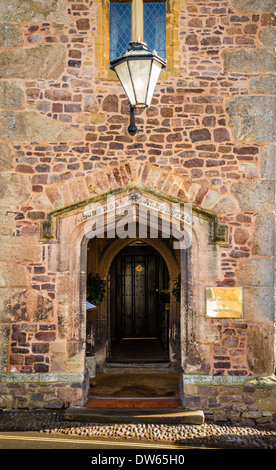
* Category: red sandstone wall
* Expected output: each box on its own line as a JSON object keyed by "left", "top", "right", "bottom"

{"left": 0, "top": 0, "right": 275, "bottom": 382}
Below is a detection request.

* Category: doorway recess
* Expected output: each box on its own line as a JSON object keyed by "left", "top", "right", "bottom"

{"left": 107, "top": 241, "right": 170, "bottom": 365}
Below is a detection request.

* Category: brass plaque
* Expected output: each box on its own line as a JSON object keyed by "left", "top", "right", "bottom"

{"left": 206, "top": 287, "right": 243, "bottom": 318}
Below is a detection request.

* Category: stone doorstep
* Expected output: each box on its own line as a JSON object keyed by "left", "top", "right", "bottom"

{"left": 86, "top": 397, "right": 181, "bottom": 408}
{"left": 64, "top": 407, "right": 205, "bottom": 425}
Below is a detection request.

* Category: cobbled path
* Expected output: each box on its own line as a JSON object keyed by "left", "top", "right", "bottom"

{"left": 0, "top": 409, "right": 275, "bottom": 449}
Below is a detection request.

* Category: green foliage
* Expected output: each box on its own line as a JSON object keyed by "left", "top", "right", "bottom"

{"left": 86, "top": 273, "right": 106, "bottom": 306}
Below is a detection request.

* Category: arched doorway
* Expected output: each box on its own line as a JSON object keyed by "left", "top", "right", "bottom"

{"left": 107, "top": 241, "right": 170, "bottom": 364}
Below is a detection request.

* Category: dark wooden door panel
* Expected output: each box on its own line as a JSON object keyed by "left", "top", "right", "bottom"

{"left": 110, "top": 244, "right": 169, "bottom": 344}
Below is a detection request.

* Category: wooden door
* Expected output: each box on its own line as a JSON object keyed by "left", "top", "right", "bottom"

{"left": 110, "top": 244, "right": 168, "bottom": 340}
{"left": 122, "top": 247, "right": 158, "bottom": 337}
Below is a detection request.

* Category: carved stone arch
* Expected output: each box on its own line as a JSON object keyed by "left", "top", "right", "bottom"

{"left": 98, "top": 236, "right": 180, "bottom": 282}
{"left": 46, "top": 184, "right": 226, "bottom": 379}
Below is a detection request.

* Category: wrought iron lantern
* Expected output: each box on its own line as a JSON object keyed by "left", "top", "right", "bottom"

{"left": 110, "top": 40, "right": 167, "bottom": 136}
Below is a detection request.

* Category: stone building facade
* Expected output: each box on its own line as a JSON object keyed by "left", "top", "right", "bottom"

{"left": 0, "top": 0, "right": 275, "bottom": 425}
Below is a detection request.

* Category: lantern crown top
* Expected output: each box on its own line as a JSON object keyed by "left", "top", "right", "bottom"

{"left": 109, "top": 39, "right": 167, "bottom": 69}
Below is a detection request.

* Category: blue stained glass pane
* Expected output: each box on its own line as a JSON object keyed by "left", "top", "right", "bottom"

{"left": 144, "top": 2, "right": 166, "bottom": 59}
{"left": 110, "top": 2, "right": 132, "bottom": 61}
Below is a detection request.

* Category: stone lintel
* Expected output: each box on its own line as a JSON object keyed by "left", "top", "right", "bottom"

{"left": 40, "top": 184, "right": 228, "bottom": 245}
{"left": 0, "top": 372, "right": 85, "bottom": 384}
{"left": 182, "top": 374, "right": 276, "bottom": 387}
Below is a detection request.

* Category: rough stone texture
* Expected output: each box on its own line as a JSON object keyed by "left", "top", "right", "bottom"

{"left": 231, "top": 180, "right": 275, "bottom": 211}
{"left": 0, "top": 112, "right": 83, "bottom": 143}
{"left": 231, "top": 0, "right": 276, "bottom": 12}
{"left": 0, "top": 173, "right": 31, "bottom": 204}
{"left": 0, "top": 0, "right": 70, "bottom": 23}
{"left": 243, "top": 287, "right": 274, "bottom": 323}
{"left": 261, "top": 144, "right": 275, "bottom": 179}
{"left": 222, "top": 49, "right": 276, "bottom": 74}
{"left": 0, "top": 142, "right": 13, "bottom": 171}
{"left": 182, "top": 375, "right": 276, "bottom": 426}
{"left": 237, "top": 258, "right": 274, "bottom": 286}
{"left": 259, "top": 27, "right": 276, "bottom": 49}
{"left": 250, "top": 75, "right": 276, "bottom": 95}
{"left": 247, "top": 324, "right": 275, "bottom": 375}
{"left": 252, "top": 213, "right": 275, "bottom": 255}
{"left": 0, "top": 289, "right": 54, "bottom": 323}
{"left": 0, "top": 81, "right": 25, "bottom": 110}
{"left": 0, "top": 206, "right": 13, "bottom": 236}
{"left": 0, "top": 263, "right": 29, "bottom": 288}
{"left": 0, "top": 45, "right": 67, "bottom": 80}
{"left": 84, "top": 95, "right": 99, "bottom": 113}
{"left": 213, "top": 196, "right": 237, "bottom": 214}
{"left": 1, "top": 410, "right": 276, "bottom": 446}
{"left": 226, "top": 96, "right": 276, "bottom": 143}
{"left": 0, "top": 23, "right": 23, "bottom": 47}
{"left": 0, "top": 326, "right": 10, "bottom": 372}
{"left": 0, "top": 237, "right": 41, "bottom": 263}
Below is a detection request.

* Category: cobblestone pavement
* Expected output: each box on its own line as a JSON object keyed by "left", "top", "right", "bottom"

{"left": 0, "top": 410, "right": 275, "bottom": 449}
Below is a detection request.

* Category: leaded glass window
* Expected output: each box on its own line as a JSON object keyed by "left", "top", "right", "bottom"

{"left": 109, "top": 1, "right": 166, "bottom": 61}
{"left": 144, "top": 2, "right": 166, "bottom": 59}
{"left": 110, "top": 2, "right": 132, "bottom": 61}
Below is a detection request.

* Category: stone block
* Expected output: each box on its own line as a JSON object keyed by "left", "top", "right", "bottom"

{"left": 0, "top": 23, "right": 23, "bottom": 47}
{"left": 68, "top": 178, "right": 90, "bottom": 204}
{"left": 202, "top": 189, "right": 220, "bottom": 209}
{"left": 50, "top": 341, "right": 67, "bottom": 372}
{"left": 0, "top": 111, "right": 83, "bottom": 143}
{"left": 190, "top": 128, "right": 211, "bottom": 142}
{"left": 0, "top": 325, "right": 10, "bottom": 372}
{"left": 250, "top": 75, "right": 276, "bottom": 95}
{"left": 258, "top": 397, "right": 276, "bottom": 412}
{"left": 0, "top": 173, "right": 31, "bottom": 204}
{"left": 57, "top": 386, "right": 82, "bottom": 403}
{"left": 84, "top": 95, "right": 99, "bottom": 113}
{"left": 234, "top": 228, "right": 250, "bottom": 245}
{"left": 102, "top": 95, "right": 119, "bottom": 112}
{"left": 0, "top": 81, "right": 25, "bottom": 109}
{"left": 231, "top": 180, "right": 275, "bottom": 211}
{"left": 252, "top": 212, "right": 275, "bottom": 255}
{"left": 261, "top": 144, "right": 275, "bottom": 179}
{"left": 243, "top": 287, "right": 274, "bottom": 323}
{"left": 0, "top": 205, "right": 14, "bottom": 235}
{"left": 0, "top": 45, "right": 67, "bottom": 80}
{"left": 222, "top": 49, "right": 276, "bottom": 74}
{"left": 247, "top": 324, "right": 275, "bottom": 375}
{"left": 0, "top": 237, "right": 41, "bottom": 263}
{"left": 226, "top": 96, "right": 276, "bottom": 143}
{"left": 0, "top": 142, "right": 13, "bottom": 171}
{"left": 0, "top": 288, "right": 54, "bottom": 323}
{"left": 237, "top": 258, "right": 274, "bottom": 286}
{"left": 258, "top": 27, "right": 276, "bottom": 49}
{"left": 0, "top": 0, "right": 70, "bottom": 23}
{"left": 213, "top": 196, "right": 237, "bottom": 214}
{"left": 0, "top": 263, "right": 29, "bottom": 287}
{"left": 242, "top": 411, "right": 262, "bottom": 419}
{"left": 231, "top": 0, "right": 276, "bottom": 12}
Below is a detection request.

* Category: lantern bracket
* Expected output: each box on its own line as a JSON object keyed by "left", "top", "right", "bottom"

{"left": 128, "top": 106, "right": 138, "bottom": 136}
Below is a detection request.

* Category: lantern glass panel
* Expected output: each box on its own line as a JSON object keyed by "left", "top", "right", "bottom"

{"left": 146, "top": 59, "right": 162, "bottom": 106}
{"left": 114, "top": 60, "right": 136, "bottom": 106}
{"left": 128, "top": 59, "right": 152, "bottom": 106}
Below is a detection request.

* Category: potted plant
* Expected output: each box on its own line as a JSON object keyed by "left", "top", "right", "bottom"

{"left": 86, "top": 273, "right": 106, "bottom": 306}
